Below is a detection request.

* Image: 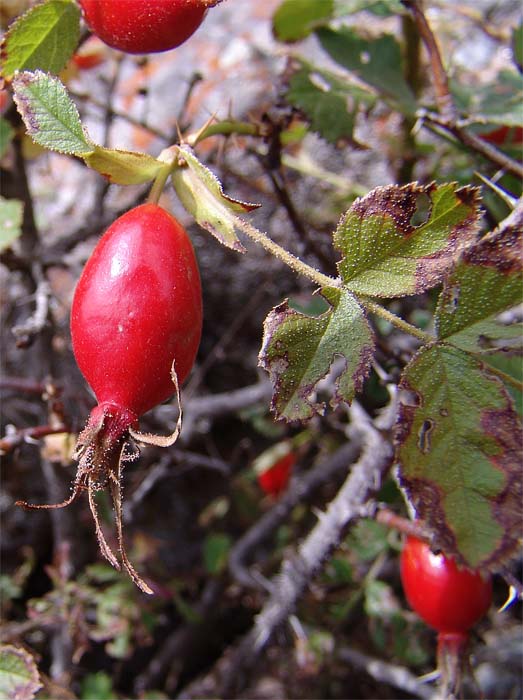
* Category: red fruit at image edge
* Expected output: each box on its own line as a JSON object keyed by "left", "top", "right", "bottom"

{"left": 71, "top": 203, "right": 202, "bottom": 436}
{"left": 400, "top": 536, "right": 492, "bottom": 635}
{"left": 78, "top": 0, "right": 216, "bottom": 54}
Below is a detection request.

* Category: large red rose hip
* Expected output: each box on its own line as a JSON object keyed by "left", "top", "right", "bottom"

{"left": 78, "top": 0, "right": 222, "bottom": 54}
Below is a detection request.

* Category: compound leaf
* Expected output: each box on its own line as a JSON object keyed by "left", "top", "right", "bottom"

{"left": 396, "top": 344, "right": 522, "bottom": 570}
{"left": 0, "top": 0, "right": 80, "bottom": 80}
{"left": 334, "top": 182, "right": 482, "bottom": 297}
{"left": 259, "top": 287, "right": 374, "bottom": 421}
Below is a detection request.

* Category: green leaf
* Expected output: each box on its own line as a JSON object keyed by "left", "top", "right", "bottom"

{"left": 316, "top": 26, "right": 416, "bottom": 113}
{"left": 453, "top": 70, "right": 523, "bottom": 127}
{"left": 0, "top": 645, "right": 42, "bottom": 700}
{"left": 0, "top": 197, "right": 23, "bottom": 252}
{"left": 335, "top": 0, "right": 404, "bottom": 15}
{"left": 436, "top": 220, "right": 523, "bottom": 352}
{"left": 171, "top": 145, "right": 259, "bottom": 251}
{"left": 334, "top": 182, "right": 482, "bottom": 297}
{"left": 12, "top": 70, "right": 93, "bottom": 154}
{"left": 273, "top": 0, "right": 334, "bottom": 42}
{"left": 259, "top": 287, "right": 374, "bottom": 421}
{"left": 0, "top": 0, "right": 81, "bottom": 80}
{"left": 286, "top": 63, "right": 373, "bottom": 144}
{"left": 203, "top": 533, "right": 232, "bottom": 575}
{"left": 0, "top": 117, "right": 14, "bottom": 158}
{"left": 83, "top": 146, "right": 164, "bottom": 185}
{"left": 396, "top": 344, "right": 522, "bottom": 570}
{"left": 512, "top": 22, "right": 523, "bottom": 71}
{"left": 80, "top": 671, "right": 116, "bottom": 700}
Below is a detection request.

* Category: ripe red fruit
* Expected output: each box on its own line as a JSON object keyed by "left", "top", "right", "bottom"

{"left": 400, "top": 536, "right": 492, "bottom": 635}
{"left": 257, "top": 451, "right": 296, "bottom": 498}
{"left": 71, "top": 203, "right": 202, "bottom": 423}
{"left": 78, "top": 0, "right": 222, "bottom": 55}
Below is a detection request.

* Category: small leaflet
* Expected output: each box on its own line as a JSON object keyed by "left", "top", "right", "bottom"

{"left": 12, "top": 70, "right": 93, "bottom": 154}
{"left": 171, "top": 145, "right": 259, "bottom": 252}
{"left": 0, "top": 197, "right": 23, "bottom": 252}
{"left": 259, "top": 286, "right": 375, "bottom": 422}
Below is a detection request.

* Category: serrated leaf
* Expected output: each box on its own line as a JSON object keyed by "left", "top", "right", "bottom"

{"left": 171, "top": 145, "right": 259, "bottom": 251}
{"left": 83, "top": 146, "right": 164, "bottom": 185}
{"left": 396, "top": 344, "right": 522, "bottom": 570}
{"left": 316, "top": 26, "right": 416, "bottom": 114}
{"left": 0, "top": 117, "right": 14, "bottom": 158}
{"left": 334, "top": 182, "right": 482, "bottom": 297}
{"left": 436, "top": 219, "right": 523, "bottom": 352}
{"left": 12, "top": 70, "right": 93, "bottom": 154}
{"left": 273, "top": 0, "right": 334, "bottom": 42}
{"left": 0, "top": 0, "right": 80, "bottom": 80}
{"left": 0, "top": 197, "right": 23, "bottom": 252}
{"left": 286, "top": 63, "right": 373, "bottom": 144}
{"left": 0, "top": 645, "right": 42, "bottom": 700}
{"left": 259, "top": 286, "right": 374, "bottom": 421}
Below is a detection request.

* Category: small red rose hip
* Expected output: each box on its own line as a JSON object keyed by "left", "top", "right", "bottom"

{"left": 400, "top": 535, "right": 492, "bottom": 635}
{"left": 78, "top": 0, "right": 222, "bottom": 55}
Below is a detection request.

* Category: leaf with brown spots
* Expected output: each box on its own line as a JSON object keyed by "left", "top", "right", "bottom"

{"left": 258, "top": 287, "right": 374, "bottom": 422}
{"left": 436, "top": 216, "right": 523, "bottom": 353}
{"left": 396, "top": 343, "right": 522, "bottom": 571}
{"left": 334, "top": 182, "right": 482, "bottom": 297}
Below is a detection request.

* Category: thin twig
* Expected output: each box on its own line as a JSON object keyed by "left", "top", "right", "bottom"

{"left": 217, "top": 399, "right": 396, "bottom": 697}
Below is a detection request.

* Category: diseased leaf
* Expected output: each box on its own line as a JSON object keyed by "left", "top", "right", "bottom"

{"left": 436, "top": 219, "right": 523, "bottom": 352}
{"left": 171, "top": 145, "right": 259, "bottom": 252}
{"left": 0, "top": 197, "right": 23, "bottom": 252}
{"left": 316, "top": 26, "right": 416, "bottom": 113}
{"left": 396, "top": 344, "right": 522, "bottom": 571}
{"left": 259, "top": 286, "right": 374, "bottom": 421}
{"left": 0, "top": 645, "right": 42, "bottom": 700}
{"left": 83, "top": 146, "right": 164, "bottom": 185}
{"left": 334, "top": 182, "right": 482, "bottom": 297}
{"left": 286, "top": 63, "right": 374, "bottom": 144}
{"left": 0, "top": 0, "right": 80, "bottom": 80}
{"left": 12, "top": 70, "right": 93, "bottom": 154}
{"left": 273, "top": 0, "right": 334, "bottom": 41}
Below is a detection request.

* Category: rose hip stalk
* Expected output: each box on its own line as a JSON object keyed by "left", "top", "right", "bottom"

{"left": 17, "top": 204, "right": 202, "bottom": 593}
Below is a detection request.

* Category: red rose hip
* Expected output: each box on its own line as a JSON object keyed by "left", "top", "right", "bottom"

{"left": 400, "top": 535, "right": 492, "bottom": 635}
{"left": 78, "top": 0, "right": 221, "bottom": 55}
{"left": 71, "top": 202, "right": 202, "bottom": 421}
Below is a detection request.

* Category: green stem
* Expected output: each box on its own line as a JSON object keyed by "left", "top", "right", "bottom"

{"left": 235, "top": 216, "right": 434, "bottom": 343}
{"left": 147, "top": 164, "right": 172, "bottom": 205}
{"left": 235, "top": 216, "right": 338, "bottom": 289}
{"left": 362, "top": 298, "right": 434, "bottom": 343}
{"left": 188, "top": 120, "right": 260, "bottom": 147}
